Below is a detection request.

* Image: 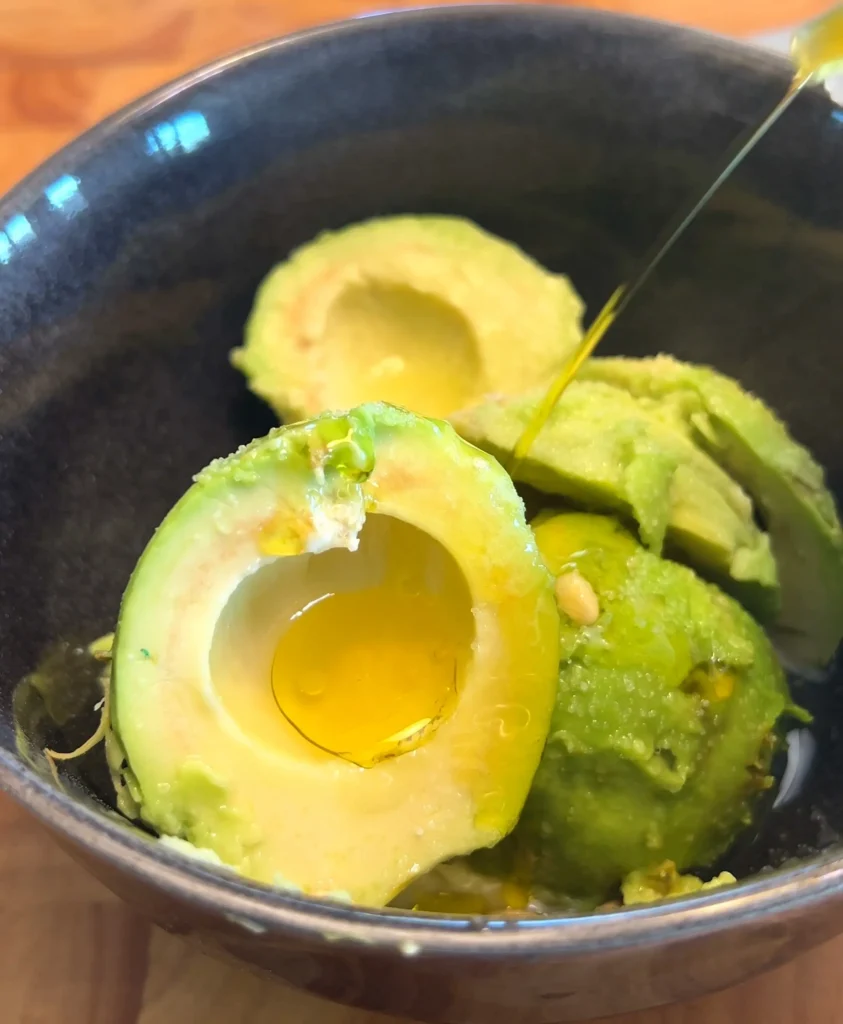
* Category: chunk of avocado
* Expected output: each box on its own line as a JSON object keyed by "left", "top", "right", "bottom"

{"left": 450, "top": 380, "right": 779, "bottom": 620}
{"left": 581, "top": 356, "right": 843, "bottom": 668}
{"left": 232, "top": 216, "right": 583, "bottom": 421}
{"left": 513, "top": 512, "right": 789, "bottom": 904}
{"left": 110, "top": 404, "right": 559, "bottom": 906}
{"left": 621, "top": 861, "right": 736, "bottom": 906}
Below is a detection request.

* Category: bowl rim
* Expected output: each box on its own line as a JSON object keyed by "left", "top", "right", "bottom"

{"left": 1, "top": 2, "right": 838, "bottom": 958}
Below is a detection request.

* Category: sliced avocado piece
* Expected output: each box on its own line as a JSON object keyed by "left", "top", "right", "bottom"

{"left": 582, "top": 356, "right": 843, "bottom": 668}
{"left": 513, "top": 512, "right": 789, "bottom": 904}
{"left": 451, "top": 380, "right": 779, "bottom": 620}
{"left": 232, "top": 215, "right": 583, "bottom": 421}
{"left": 110, "top": 404, "right": 559, "bottom": 907}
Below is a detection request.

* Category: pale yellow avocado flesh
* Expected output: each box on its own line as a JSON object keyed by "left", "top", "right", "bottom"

{"left": 232, "top": 216, "right": 584, "bottom": 421}
{"left": 319, "top": 282, "right": 482, "bottom": 418}
{"left": 111, "top": 405, "right": 559, "bottom": 906}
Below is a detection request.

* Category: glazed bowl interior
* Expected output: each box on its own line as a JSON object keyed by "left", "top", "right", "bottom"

{"left": 2, "top": 3, "right": 843, "bottom": 949}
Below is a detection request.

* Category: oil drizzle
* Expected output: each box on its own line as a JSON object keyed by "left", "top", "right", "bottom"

{"left": 512, "top": 6, "right": 843, "bottom": 468}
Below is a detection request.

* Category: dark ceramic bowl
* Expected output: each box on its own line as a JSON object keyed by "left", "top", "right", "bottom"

{"left": 3, "top": 6, "right": 843, "bottom": 1021}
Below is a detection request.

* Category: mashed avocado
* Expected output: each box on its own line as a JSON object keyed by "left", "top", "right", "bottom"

{"left": 621, "top": 861, "right": 736, "bottom": 906}
{"left": 513, "top": 512, "right": 790, "bottom": 904}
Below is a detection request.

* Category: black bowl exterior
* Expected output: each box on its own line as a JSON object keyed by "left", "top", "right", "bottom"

{"left": 2, "top": 6, "right": 843, "bottom": 1021}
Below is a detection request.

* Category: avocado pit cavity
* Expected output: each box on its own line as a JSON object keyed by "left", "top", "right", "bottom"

{"left": 322, "top": 282, "right": 483, "bottom": 418}
{"left": 267, "top": 515, "right": 475, "bottom": 767}
{"left": 211, "top": 514, "right": 475, "bottom": 768}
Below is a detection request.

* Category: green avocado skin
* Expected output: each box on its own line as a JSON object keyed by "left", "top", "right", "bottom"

{"left": 580, "top": 356, "right": 843, "bottom": 669}
{"left": 515, "top": 512, "right": 790, "bottom": 904}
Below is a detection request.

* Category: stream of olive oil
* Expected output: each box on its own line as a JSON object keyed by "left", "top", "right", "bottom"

{"left": 512, "top": 4, "right": 843, "bottom": 467}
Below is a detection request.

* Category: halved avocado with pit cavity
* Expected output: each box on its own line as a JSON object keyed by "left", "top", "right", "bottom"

{"left": 232, "top": 216, "right": 584, "bottom": 421}
{"left": 110, "top": 404, "right": 559, "bottom": 906}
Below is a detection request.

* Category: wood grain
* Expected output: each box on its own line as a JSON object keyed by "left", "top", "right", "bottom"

{"left": 1, "top": 0, "right": 840, "bottom": 1021}
{"left": 0, "top": 0, "right": 834, "bottom": 195}
{"left": 3, "top": 789, "right": 843, "bottom": 1024}
{"left": 0, "top": 796, "right": 150, "bottom": 1024}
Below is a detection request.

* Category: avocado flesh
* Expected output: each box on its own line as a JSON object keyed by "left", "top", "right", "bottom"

{"left": 512, "top": 512, "right": 789, "bottom": 904}
{"left": 621, "top": 861, "right": 736, "bottom": 906}
{"left": 581, "top": 356, "right": 843, "bottom": 668}
{"left": 232, "top": 215, "right": 584, "bottom": 421}
{"left": 110, "top": 404, "right": 559, "bottom": 906}
{"left": 450, "top": 380, "right": 779, "bottom": 620}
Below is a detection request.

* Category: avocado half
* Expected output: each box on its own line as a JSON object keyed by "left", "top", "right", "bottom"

{"left": 109, "top": 404, "right": 559, "bottom": 906}
{"left": 514, "top": 512, "right": 790, "bottom": 903}
{"left": 232, "top": 216, "right": 584, "bottom": 421}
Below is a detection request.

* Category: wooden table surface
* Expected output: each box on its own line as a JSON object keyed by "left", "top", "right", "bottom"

{"left": 2, "top": 1, "right": 842, "bottom": 1021}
